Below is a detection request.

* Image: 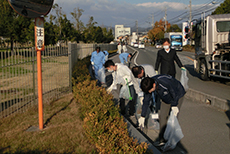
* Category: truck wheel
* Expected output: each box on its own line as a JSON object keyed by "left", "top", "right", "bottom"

{"left": 200, "top": 59, "right": 209, "bottom": 81}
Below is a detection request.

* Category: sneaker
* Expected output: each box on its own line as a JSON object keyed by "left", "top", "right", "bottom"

{"left": 153, "top": 140, "right": 165, "bottom": 147}
{"left": 161, "top": 145, "right": 173, "bottom": 152}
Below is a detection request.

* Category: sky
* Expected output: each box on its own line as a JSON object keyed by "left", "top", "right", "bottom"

{"left": 51, "top": 0, "right": 223, "bottom": 29}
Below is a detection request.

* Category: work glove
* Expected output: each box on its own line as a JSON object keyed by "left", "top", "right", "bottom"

{"left": 106, "top": 86, "right": 113, "bottom": 94}
{"left": 181, "top": 67, "right": 186, "bottom": 71}
{"left": 155, "top": 70, "right": 158, "bottom": 74}
{"left": 139, "top": 96, "right": 144, "bottom": 105}
{"left": 171, "top": 106, "right": 179, "bottom": 116}
{"left": 138, "top": 117, "right": 145, "bottom": 128}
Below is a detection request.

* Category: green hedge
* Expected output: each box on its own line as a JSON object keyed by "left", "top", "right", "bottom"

{"left": 72, "top": 57, "right": 149, "bottom": 153}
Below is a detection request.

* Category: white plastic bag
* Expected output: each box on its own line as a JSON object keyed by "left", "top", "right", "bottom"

{"left": 135, "top": 97, "right": 159, "bottom": 130}
{"left": 119, "top": 85, "right": 130, "bottom": 99}
{"left": 162, "top": 111, "right": 184, "bottom": 152}
{"left": 180, "top": 70, "right": 189, "bottom": 91}
{"left": 97, "top": 67, "right": 106, "bottom": 83}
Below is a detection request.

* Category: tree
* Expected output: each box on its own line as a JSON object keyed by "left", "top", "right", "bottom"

{"left": 167, "top": 24, "right": 181, "bottom": 32}
{"left": 52, "top": 3, "right": 64, "bottom": 39}
{"left": 71, "top": 7, "right": 85, "bottom": 32}
{"left": 148, "top": 19, "right": 170, "bottom": 42}
{"left": 0, "top": 0, "right": 33, "bottom": 50}
{"left": 212, "top": 0, "right": 230, "bottom": 14}
{"left": 82, "top": 16, "right": 98, "bottom": 43}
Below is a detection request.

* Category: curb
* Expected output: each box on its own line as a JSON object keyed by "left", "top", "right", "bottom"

{"left": 124, "top": 118, "right": 161, "bottom": 154}
{"left": 185, "top": 88, "right": 229, "bottom": 111}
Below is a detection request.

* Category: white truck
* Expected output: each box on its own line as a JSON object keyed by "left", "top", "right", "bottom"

{"left": 164, "top": 32, "right": 183, "bottom": 51}
{"left": 194, "top": 14, "right": 230, "bottom": 80}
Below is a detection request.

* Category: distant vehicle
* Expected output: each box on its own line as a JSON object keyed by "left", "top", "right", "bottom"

{"left": 138, "top": 42, "right": 145, "bottom": 49}
{"left": 134, "top": 42, "right": 138, "bottom": 48}
{"left": 131, "top": 42, "right": 134, "bottom": 46}
{"left": 164, "top": 32, "right": 183, "bottom": 51}
{"left": 155, "top": 43, "right": 162, "bottom": 49}
{"left": 194, "top": 13, "right": 230, "bottom": 80}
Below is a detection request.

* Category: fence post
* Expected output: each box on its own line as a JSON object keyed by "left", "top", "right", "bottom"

{"left": 68, "top": 42, "right": 72, "bottom": 92}
{"left": 32, "top": 47, "right": 36, "bottom": 105}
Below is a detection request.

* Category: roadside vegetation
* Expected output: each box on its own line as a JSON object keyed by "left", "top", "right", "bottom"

{"left": 183, "top": 45, "right": 195, "bottom": 52}
{"left": 0, "top": 94, "right": 97, "bottom": 153}
{"left": 72, "top": 56, "right": 149, "bottom": 153}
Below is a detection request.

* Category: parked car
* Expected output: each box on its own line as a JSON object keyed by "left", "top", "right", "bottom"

{"left": 138, "top": 43, "right": 145, "bottom": 49}
{"left": 134, "top": 42, "right": 138, "bottom": 48}
{"left": 155, "top": 43, "right": 162, "bottom": 49}
{"left": 131, "top": 42, "right": 134, "bottom": 46}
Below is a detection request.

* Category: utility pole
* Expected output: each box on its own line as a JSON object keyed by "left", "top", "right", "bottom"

{"left": 189, "top": 0, "right": 192, "bottom": 45}
{"left": 164, "top": 7, "right": 167, "bottom": 32}
{"left": 151, "top": 14, "right": 154, "bottom": 28}
{"left": 136, "top": 20, "right": 139, "bottom": 42}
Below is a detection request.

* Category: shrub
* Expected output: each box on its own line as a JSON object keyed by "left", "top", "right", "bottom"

{"left": 72, "top": 57, "right": 149, "bottom": 153}
{"left": 183, "top": 45, "right": 195, "bottom": 52}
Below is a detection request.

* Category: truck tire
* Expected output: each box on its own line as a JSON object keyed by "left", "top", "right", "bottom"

{"left": 200, "top": 59, "right": 209, "bottom": 81}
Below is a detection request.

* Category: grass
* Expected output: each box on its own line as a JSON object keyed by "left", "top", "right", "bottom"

{"left": 0, "top": 67, "right": 32, "bottom": 75}
{"left": 0, "top": 93, "right": 97, "bottom": 154}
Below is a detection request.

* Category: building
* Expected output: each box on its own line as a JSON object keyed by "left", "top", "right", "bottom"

{"left": 115, "top": 25, "right": 131, "bottom": 41}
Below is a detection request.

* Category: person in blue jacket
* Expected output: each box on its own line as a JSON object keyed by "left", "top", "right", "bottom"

{"left": 140, "top": 75, "right": 186, "bottom": 146}
{"left": 103, "top": 50, "right": 109, "bottom": 61}
{"left": 119, "top": 53, "right": 132, "bottom": 64}
{"left": 90, "top": 47, "right": 105, "bottom": 84}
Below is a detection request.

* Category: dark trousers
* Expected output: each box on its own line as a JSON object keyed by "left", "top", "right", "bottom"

{"left": 120, "top": 85, "right": 137, "bottom": 116}
{"left": 158, "top": 96, "right": 184, "bottom": 141}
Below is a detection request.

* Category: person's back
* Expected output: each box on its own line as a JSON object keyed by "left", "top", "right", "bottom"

{"left": 119, "top": 53, "right": 130, "bottom": 64}
{"left": 153, "top": 75, "right": 185, "bottom": 105}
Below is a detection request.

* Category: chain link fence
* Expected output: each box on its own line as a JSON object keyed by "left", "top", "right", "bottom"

{"left": 0, "top": 43, "right": 117, "bottom": 118}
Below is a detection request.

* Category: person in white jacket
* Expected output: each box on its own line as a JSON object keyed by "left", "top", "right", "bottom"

{"left": 122, "top": 43, "right": 127, "bottom": 52}
{"left": 105, "top": 60, "right": 139, "bottom": 117}
{"left": 132, "top": 64, "right": 157, "bottom": 99}
{"left": 117, "top": 43, "right": 122, "bottom": 54}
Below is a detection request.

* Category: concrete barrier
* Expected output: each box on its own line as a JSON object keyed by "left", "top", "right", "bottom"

{"left": 186, "top": 88, "right": 230, "bottom": 111}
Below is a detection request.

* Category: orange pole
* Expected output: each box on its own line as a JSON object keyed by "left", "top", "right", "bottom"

{"left": 37, "top": 50, "right": 43, "bottom": 130}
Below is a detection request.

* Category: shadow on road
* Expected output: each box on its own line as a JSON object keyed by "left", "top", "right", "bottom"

{"left": 225, "top": 100, "right": 230, "bottom": 139}
{"left": 184, "top": 64, "right": 201, "bottom": 79}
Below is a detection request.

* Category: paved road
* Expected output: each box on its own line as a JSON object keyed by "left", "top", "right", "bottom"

{"left": 107, "top": 48, "right": 230, "bottom": 154}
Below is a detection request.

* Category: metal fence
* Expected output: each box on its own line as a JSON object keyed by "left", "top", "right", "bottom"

{"left": 0, "top": 43, "right": 117, "bottom": 118}
{"left": 0, "top": 45, "right": 70, "bottom": 118}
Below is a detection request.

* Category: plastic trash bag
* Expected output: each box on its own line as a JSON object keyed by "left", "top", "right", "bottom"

{"left": 162, "top": 111, "right": 184, "bottom": 152}
{"left": 97, "top": 67, "right": 106, "bottom": 83}
{"left": 147, "top": 113, "right": 160, "bottom": 130}
{"left": 180, "top": 70, "right": 189, "bottom": 91}
{"left": 119, "top": 85, "right": 130, "bottom": 99}
{"left": 135, "top": 97, "right": 159, "bottom": 130}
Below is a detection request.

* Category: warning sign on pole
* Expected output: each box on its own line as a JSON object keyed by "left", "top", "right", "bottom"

{"left": 35, "top": 17, "right": 45, "bottom": 51}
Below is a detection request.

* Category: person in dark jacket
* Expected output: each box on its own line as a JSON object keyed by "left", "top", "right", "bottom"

{"left": 155, "top": 38, "right": 185, "bottom": 78}
{"left": 139, "top": 75, "right": 186, "bottom": 146}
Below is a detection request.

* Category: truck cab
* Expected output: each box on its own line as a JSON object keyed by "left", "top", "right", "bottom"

{"left": 164, "top": 32, "right": 183, "bottom": 51}
{"left": 194, "top": 14, "right": 230, "bottom": 80}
